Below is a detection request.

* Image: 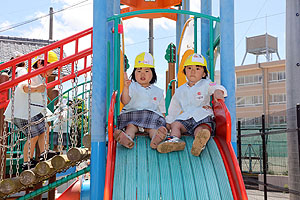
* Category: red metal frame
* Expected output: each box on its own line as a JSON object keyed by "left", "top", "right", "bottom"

{"left": 213, "top": 100, "right": 248, "bottom": 200}
{"left": 104, "top": 91, "right": 117, "bottom": 200}
{"left": 0, "top": 28, "right": 93, "bottom": 93}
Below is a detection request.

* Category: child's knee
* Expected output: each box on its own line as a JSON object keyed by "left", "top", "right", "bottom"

{"left": 170, "top": 121, "right": 182, "bottom": 129}
{"left": 31, "top": 135, "right": 39, "bottom": 142}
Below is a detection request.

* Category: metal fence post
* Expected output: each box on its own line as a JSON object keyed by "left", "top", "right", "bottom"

{"left": 297, "top": 104, "right": 300, "bottom": 172}
{"left": 261, "top": 114, "right": 267, "bottom": 200}
{"left": 237, "top": 121, "right": 242, "bottom": 171}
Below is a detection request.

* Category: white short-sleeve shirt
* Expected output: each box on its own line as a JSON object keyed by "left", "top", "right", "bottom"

{"left": 121, "top": 82, "right": 166, "bottom": 116}
{"left": 4, "top": 68, "right": 50, "bottom": 120}
{"left": 166, "top": 79, "right": 227, "bottom": 123}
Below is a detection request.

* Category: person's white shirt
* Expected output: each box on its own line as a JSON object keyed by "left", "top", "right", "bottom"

{"left": 121, "top": 82, "right": 166, "bottom": 116}
{"left": 52, "top": 99, "right": 72, "bottom": 133}
{"left": 4, "top": 68, "right": 51, "bottom": 121}
{"left": 166, "top": 79, "right": 227, "bottom": 124}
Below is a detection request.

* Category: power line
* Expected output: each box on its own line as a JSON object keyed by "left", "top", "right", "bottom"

{"left": 126, "top": 35, "right": 176, "bottom": 47}
{"left": 0, "top": 0, "right": 89, "bottom": 33}
{"left": 235, "top": 0, "right": 268, "bottom": 50}
{"left": 235, "top": 12, "right": 285, "bottom": 25}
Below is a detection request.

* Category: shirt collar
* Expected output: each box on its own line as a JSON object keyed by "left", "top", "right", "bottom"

{"left": 185, "top": 79, "right": 203, "bottom": 88}
{"left": 136, "top": 82, "right": 152, "bottom": 89}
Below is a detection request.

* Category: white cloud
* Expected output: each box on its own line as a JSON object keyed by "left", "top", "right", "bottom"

{"left": 190, "top": 0, "right": 201, "bottom": 12}
{"left": 21, "top": 0, "right": 92, "bottom": 40}
{"left": 0, "top": 21, "right": 12, "bottom": 30}
{"left": 21, "top": 0, "right": 93, "bottom": 57}
{"left": 123, "top": 17, "right": 176, "bottom": 33}
{"left": 124, "top": 37, "right": 134, "bottom": 45}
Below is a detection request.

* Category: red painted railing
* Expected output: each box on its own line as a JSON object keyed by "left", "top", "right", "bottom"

{"left": 104, "top": 91, "right": 117, "bottom": 200}
{"left": 213, "top": 100, "right": 248, "bottom": 200}
{"left": 0, "top": 27, "right": 93, "bottom": 94}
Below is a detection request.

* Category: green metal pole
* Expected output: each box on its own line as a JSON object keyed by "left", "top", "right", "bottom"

{"left": 209, "top": 19, "right": 214, "bottom": 81}
{"left": 194, "top": 17, "right": 197, "bottom": 53}
{"left": 165, "top": 79, "right": 177, "bottom": 116}
{"left": 116, "top": 20, "right": 121, "bottom": 116}
{"left": 113, "top": 19, "right": 119, "bottom": 125}
{"left": 17, "top": 166, "right": 90, "bottom": 200}
{"left": 81, "top": 92, "right": 84, "bottom": 146}
{"left": 106, "top": 41, "right": 111, "bottom": 120}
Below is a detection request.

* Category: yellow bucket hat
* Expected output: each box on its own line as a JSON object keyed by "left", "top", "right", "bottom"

{"left": 134, "top": 52, "right": 155, "bottom": 68}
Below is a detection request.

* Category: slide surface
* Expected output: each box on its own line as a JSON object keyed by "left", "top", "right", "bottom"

{"left": 112, "top": 136, "right": 233, "bottom": 200}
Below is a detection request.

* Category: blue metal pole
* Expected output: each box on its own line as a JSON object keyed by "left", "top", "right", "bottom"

{"left": 201, "top": 0, "right": 212, "bottom": 58}
{"left": 220, "top": 0, "right": 237, "bottom": 154}
{"left": 91, "top": 0, "right": 108, "bottom": 199}
{"left": 107, "top": 0, "right": 113, "bottom": 100}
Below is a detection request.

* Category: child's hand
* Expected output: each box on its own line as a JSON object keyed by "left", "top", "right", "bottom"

{"left": 36, "top": 84, "right": 47, "bottom": 93}
{"left": 166, "top": 123, "right": 171, "bottom": 131}
{"left": 213, "top": 89, "right": 225, "bottom": 102}
{"left": 124, "top": 72, "right": 131, "bottom": 88}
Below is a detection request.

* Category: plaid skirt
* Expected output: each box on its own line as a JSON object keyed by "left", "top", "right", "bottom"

{"left": 51, "top": 132, "right": 68, "bottom": 146}
{"left": 117, "top": 110, "right": 166, "bottom": 130}
{"left": 176, "top": 116, "right": 216, "bottom": 136}
{"left": 14, "top": 113, "right": 45, "bottom": 138}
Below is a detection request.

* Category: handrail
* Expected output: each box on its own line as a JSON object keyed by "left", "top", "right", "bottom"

{"left": 108, "top": 91, "right": 117, "bottom": 142}
{"left": 104, "top": 91, "right": 117, "bottom": 200}
{"left": 213, "top": 100, "right": 248, "bottom": 200}
{"left": 0, "top": 28, "right": 93, "bottom": 92}
{"left": 107, "top": 9, "right": 220, "bottom": 22}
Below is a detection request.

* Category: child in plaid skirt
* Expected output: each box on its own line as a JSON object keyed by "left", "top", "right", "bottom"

{"left": 157, "top": 53, "right": 227, "bottom": 156}
{"left": 114, "top": 52, "right": 167, "bottom": 149}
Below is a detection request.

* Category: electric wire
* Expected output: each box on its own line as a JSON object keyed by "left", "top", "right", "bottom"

{"left": 0, "top": 0, "right": 90, "bottom": 33}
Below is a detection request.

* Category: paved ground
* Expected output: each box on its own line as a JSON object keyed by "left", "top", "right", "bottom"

{"left": 247, "top": 189, "right": 289, "bottom": 200}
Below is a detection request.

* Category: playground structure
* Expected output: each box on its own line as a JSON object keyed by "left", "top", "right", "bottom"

{"left": 0, "top": 0, "right": 246, "bottom": 199}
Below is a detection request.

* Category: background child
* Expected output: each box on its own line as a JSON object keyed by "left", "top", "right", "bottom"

{"left": 51, "top": 97, "right": 72, "bottom": 152}
{"left": 4, "top": 51, "right": 59, "bottom": 170}
{"left": 114, "top": 52, "right": 167, "bottom": 149}
{"left": 157, "top": 53, "right": 227, "bottom": 156}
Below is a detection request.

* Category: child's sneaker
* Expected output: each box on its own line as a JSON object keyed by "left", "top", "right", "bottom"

{"left": 114, "top": 129, "right": 135, "bottom": 149}
{"left": 39, "top": 150, "right": 60, "bottom": 161}
{"left": 157, "top": 136, "right": 186, "bottom": 153}
{"left": 22, "top": 159, "right": 39, "bottom": 171}
{"left": 150, "top": 126, "right": 167, "bottom": 149}
{"left": 191, "top": 129, "right": 211, "bottom": 156}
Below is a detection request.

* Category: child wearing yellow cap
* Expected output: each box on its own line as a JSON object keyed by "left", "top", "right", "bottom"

{"left": 157, "top": 53, "right": 227, "bottom": 156}
{"left": 114, "top": 52, "right": 167, "bottom": 149}
{"left": 4, "top": 51, "right": 59, "bottom": 170}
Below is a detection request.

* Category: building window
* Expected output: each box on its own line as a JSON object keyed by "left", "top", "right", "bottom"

{"left": 237, "top": 74, "right": 262, "bottom": 86}
{"left": 237, "top": 117, "right": 262, "bottom": 127}
{"left": 236, "top": 95, "right": 263, "bottom": 107}
{"left": 269, "top": 94, "right": 286, "bottom": 104}
{"left": 269, "top": 115, "right": 286, "bottom": 126}
{"left": 268, "top": 71, "right": 286, "bottom": 82}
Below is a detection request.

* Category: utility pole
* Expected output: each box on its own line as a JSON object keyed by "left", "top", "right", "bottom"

{"left": 49, "top": 7, "right": 53, "bottom": 40}
{"left": 286, "top": 1, "right": 300, "bottom": 199}
{"left": 149, "top": 19, "right": 153, "bottom": 55}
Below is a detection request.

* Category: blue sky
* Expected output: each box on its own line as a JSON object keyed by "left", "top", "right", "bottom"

{"left": 0, "top": 0, "right": 286, "bottom": 90}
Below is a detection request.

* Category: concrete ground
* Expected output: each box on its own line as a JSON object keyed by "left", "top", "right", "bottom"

{"left": 247, "top": 189, "right": 289, "bottom": 200}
